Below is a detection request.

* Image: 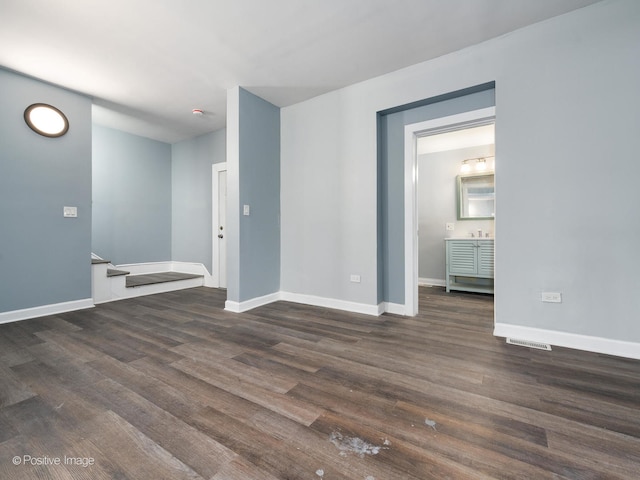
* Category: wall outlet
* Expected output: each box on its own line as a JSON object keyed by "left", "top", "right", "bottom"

{"left": 541, "top": 292, "right": 562, "bottom": 303}
{"left": 446, "top": 223, "right": 455, "bottom": 231}
{"left": 63, "top": 206, "right": 77, "bottom": 218}
{"left": 350, "top": 274, "right": 361, "bottom": 283}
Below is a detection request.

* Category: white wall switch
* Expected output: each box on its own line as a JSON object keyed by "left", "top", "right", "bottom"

{"left": 243, "top": 204, "right": 250, "bottom": 216}
{"left": 541, "top": 292, "right": 562, "bottom": 303}
{"left": 446, "top": 223, "right": 455, "bottom": 231}
{"left": 350, "top": 274, "right": 361, "bottom": 283}
{"left": 63, "top": 206, "right": 77, "bottom": 218}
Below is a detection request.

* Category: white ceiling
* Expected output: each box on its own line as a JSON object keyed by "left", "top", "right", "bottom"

{"left": 0, "top": 0, "right": 601, "bottom": 143}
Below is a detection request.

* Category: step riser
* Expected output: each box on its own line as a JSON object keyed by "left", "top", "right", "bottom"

{"left": 94, "top": 277, "right": 204, "bottom": 304}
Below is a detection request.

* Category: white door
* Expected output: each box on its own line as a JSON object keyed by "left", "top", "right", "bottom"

{"left": 212, "top": 164, "right": 227, "bottom": 288}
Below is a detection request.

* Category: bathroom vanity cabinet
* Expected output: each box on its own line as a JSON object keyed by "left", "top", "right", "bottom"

{"left": 445, "top": 238, "right": 494, "bottom": 294}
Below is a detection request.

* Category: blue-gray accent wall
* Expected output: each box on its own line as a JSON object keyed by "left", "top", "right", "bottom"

{"left": 92, "top": 124, "right": 172, "bottom": 265}
{"left": 171, "top": 129, "right": 226, "bottom": 272}
{"left": 377, "top": 85, "right": 495, "bottom": 304}
{"left": 0, "top": 68, "right": 92, "bottom": 312}
{"left": 237, "top": 88, "right": 281, "bottom": 302}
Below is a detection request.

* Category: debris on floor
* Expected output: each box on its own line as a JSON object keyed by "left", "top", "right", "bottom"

{"left": 329, "top": 431, "right": 389, "bottom": 458}
{"left": 425, "top": 418, "right": 438, "bottom": 430}
{"left": 315, "top": 468, "right": 324, "bottom": 477}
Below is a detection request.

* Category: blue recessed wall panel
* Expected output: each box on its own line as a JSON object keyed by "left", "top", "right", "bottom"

{"left": 227, "top": 87, "right": 281, "bottom": 304}
{"left": 378, "top": 86, "right": 495, "bottom": 305}
{"left": 238, "top": 88, "right": 281, "bottom": 302}
{"left": 92, "top": 125, "right": 172, "bottom": 265}
{"left": 171, "top": 129, "right": 227, "bottom": 272}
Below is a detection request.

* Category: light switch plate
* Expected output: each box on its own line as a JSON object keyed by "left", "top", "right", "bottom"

{"left": 446, "top": 223, "right": 455, "bottom": 231}
{"left": 350, "top": 274, "right": 361, "bottom": 283}
{"left": 63, "top": 206, "right": 77, "bottom": 218}
{"left": 243, "top": 205, "right": 250, "bottom": 216}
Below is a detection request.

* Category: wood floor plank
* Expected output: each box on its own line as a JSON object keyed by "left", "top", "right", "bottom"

{"left": 1, "top": 286, "right": 639, "bottom": 479}
{"left": 33, "top": 329, "right": 105, "bottom": 363}
{"left": 210, "top": 457, "right": 282, "bottom": 480}
{"left": 1, "top": 396, "right": 112, "bottom": 480}
{"left": 0, "top": 365, "right": 36, "bottom": 408}
{"left": 79, "top": 410, "right": 205, "bottom": 480}
{"left": 191, "top": 406, "right": 355, "bottom": 480}
{"left": 129, "top": 356, "right": 265, "bottom": 421}
{"left": 0, "top": 434, "right": 73, "bottom": 480}
{"left": 79, "top": 377, "right": 237, "bottom": 479}
{"left": 247, "top": 408, "right": 402, "bottom": 480}
{"left": 0, "top": 413, "right": 18, "bottom": 443}
{"left": 310, "top": 411, "right": 487, "bottom": 480}
{"left": 289, "top": 382, "right": 556, "bottom": 479}
{"left": 175, "top": 353, "right": 299, "bottom": 394}
{"left": 172, "top": 357, "right": 323, "bottom": 426}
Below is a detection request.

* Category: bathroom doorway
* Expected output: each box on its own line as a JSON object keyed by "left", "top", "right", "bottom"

{"left": 417, "top": 123, "right": 495, "bottom": 287}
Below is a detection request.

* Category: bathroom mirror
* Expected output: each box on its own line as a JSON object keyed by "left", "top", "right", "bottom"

{"left": 457, "top": 173, "right": 495, "bottom": 220}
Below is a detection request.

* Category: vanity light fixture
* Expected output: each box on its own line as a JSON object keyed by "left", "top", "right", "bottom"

{"left": 24, "top": 103, "right": 69, "bottom": 137}
{"left": 460, "top": 156, "right": 494, "bottom": 174}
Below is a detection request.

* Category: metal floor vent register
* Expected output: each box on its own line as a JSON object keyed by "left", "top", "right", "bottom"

{"left": 506, "top": 338, "right": 552, "bottom": 351}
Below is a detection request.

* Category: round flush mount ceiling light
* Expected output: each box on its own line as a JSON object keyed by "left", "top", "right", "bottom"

{"left": 24, "top": 103, "right": 69, "bottom": 137}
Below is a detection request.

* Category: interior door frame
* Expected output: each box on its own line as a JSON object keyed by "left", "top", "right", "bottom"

{"left": 403, "top": 107, "right": 495, "bottom": 316}
{"left": 212, "top": 162, "right": 228, "bottom": 288}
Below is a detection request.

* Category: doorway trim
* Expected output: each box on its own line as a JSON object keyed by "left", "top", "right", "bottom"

{"left": 403, "top": 107, "right": 495, "bottom": 316}
{"left": 212, "top": 162, "right": 227, "bottom": 288}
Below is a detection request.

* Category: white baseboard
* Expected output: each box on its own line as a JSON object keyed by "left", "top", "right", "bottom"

{"left": 0, "top": 298, "right": 94, "bottom": 325}
{"left": 379, "top": 302, "right": 406, "bottom": 315}
{"left": 280, "top": 291, "right": 380, "bottom": 316}
{"left": 225, "top": 290, "right": 382, "bottom": 316}
{"left": 225, "top": 292, "right": 281, "bottom": 313}
{"left": 419, "top": 277, "right": 445, "bottom": 287}
{"left": 494, "top": 323, "right": 640, "bottom": 360}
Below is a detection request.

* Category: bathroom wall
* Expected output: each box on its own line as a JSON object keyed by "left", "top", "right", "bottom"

{"left": 418, "top": 144, "right": 494, "bottom": 285}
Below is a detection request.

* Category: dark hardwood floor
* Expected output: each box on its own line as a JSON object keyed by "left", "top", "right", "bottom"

{"left": 1, "top": 287, "right": 639, "bottom": 479}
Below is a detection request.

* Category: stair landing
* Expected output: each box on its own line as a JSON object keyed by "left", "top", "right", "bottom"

{"left": 125, "top": 272, "right": 203, "bottom": 288}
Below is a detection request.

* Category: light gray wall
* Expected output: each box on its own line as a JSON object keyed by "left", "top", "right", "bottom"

{"left": 92, "top": 125, "right": 172, "bottom": 265}
{"left": 171, "top": 129, "right": 226, "bottom": 272}
{"left": 418, "top": 145, "right": 495, "bottom": 283}
{"left": 281, "top": 92, "right": 357, "bottom": 302}
{"left": 0, "top": 68, "right": 92, "bottom": 312}
{"left": 281, "top": 0, "right": 640, "bottom": 343}
{"left": 227, "top": 87, "right": 281, "bottom": 303}
{"left": 495, "top": 0, "right": 640, "bottom": 341}
{"left": 377, "top": 88, "right": 495, "bottom": 304}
